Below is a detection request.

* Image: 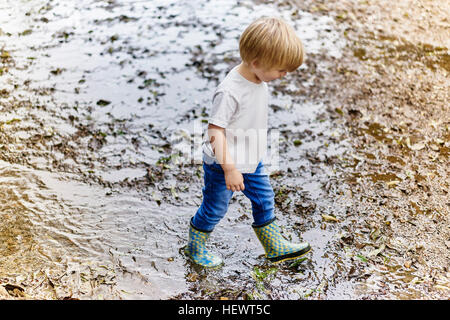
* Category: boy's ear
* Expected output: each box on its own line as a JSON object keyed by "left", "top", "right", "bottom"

{"left": 250, "top": 59, "right": 260, "bottom": 68}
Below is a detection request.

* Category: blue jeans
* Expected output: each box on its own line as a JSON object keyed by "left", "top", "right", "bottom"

{"left": 191, "top": 157, "right": 276, "bottom": 232}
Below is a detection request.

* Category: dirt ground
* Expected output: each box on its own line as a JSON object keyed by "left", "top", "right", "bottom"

{"left": 0, "top": 0, "right": 448, "bottom": 299}
{"left": 290, "top": 0, "right": 449, "bottom": 298}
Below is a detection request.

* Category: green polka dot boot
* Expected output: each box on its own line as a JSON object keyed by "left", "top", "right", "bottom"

{"left": 253, "top": 219, "right": 311, "bottom": 263}
{"left": 184, "top": 221, "right": 223, "bottom": 268}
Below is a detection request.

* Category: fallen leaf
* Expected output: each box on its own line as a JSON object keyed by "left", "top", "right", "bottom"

{"left": 4, "top": 284, "right": 25, "bottom": 297}
{"left": 322, "top": 214, "right": 339, "bottom": 222}
{"left": 370, "top": 228, "right": 381, "bottom": 241}
{"left": 410, "top": 142, "right": 426, "bottom": 151}
{"left": 97, "top": 99, "right": 111, "bottom": 106}
{"left": 171, "top": 186, "right": 179, "bottom": 198}
{"left": 356, "top": 254, "right": 368, "bottom": 263}
{"left": 428, "top": 142, "right": 439, "bottom": 151}
{"left": 386, "top": 180, "right": 400, "bottom": 186}
{"left": 186, "top": 273, "right": 198, "bottom": 282}
{"left": 367, "top": 244, "right": 385, "bottom": 257}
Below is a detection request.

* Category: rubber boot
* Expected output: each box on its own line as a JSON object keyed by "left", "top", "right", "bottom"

{"left": 184, "top": 220, "right": 223, "bottom": 268}
{"left": 253, "top": 219, "right": 311, "bottom": 263}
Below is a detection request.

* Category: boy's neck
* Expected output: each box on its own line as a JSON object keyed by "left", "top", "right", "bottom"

{"left": 237, "top": 62, "right": 262, "bottom": 84}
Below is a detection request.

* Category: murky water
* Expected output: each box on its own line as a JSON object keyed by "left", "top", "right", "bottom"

{"left": 4, "top": 0, "right": 442, "bottom": 300}
{"left": 0, "top": 159, "right": 194, "bottom": 298}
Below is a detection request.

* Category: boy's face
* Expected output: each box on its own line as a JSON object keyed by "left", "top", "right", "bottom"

{"left": 251, "top": 62, "right": 288, "bottom": 82}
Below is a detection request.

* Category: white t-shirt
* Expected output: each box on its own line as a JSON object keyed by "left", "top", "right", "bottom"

{"left": 202, "top": 66, "right": 269, "bottom": 173}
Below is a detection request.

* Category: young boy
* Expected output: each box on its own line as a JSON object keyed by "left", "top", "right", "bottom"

{"left": 185, "top": 17, "right": 311, "bottom": 267}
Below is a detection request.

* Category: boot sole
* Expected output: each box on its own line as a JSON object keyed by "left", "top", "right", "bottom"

{"left": 187, "top": 257, "right": 224, "bottom": 269}
{"left": 183, "top": 247, "right": 224, "bottom": 269}
{"left": 268, "top": 246, "right": 312, "bottom": 264}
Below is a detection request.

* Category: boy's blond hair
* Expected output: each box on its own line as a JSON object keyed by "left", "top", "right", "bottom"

{"left": 239, "top": 17, "right": 304, "bottom": 72}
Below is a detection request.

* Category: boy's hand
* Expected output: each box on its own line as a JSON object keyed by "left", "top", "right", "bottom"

{"left": 224, "top": 168, "right": 245, "bottom": 192}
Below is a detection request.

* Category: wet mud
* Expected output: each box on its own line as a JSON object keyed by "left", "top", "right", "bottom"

{"left": 1, "top": 0, "right": 448, "bottom": 299}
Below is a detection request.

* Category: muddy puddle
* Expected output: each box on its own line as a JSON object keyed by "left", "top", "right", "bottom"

{"left": 1, "top": 0, "right": 448, "bottom": 299}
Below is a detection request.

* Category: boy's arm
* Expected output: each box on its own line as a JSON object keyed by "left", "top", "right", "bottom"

{"left": 208, "top": 123, "right": 234, "bottom": 171}
{"left": 208, "top": 123, "right": 245, "bottom": 191}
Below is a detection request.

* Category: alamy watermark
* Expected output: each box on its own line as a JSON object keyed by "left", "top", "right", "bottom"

{"left": 168, "top": 120, "right": 280, "bottom": 171}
